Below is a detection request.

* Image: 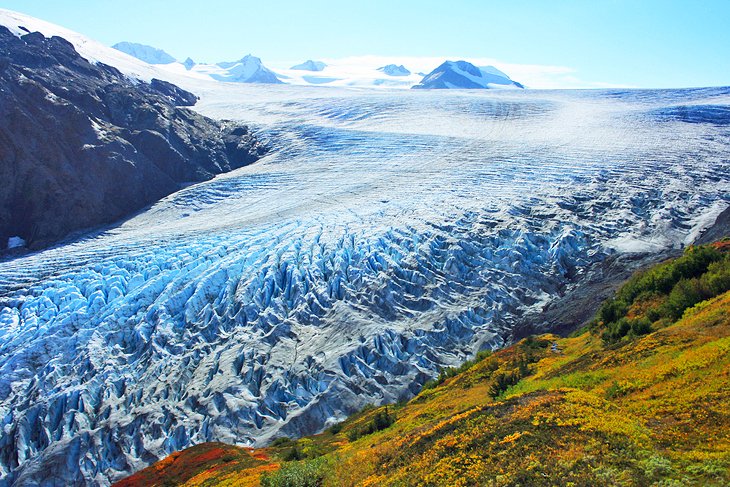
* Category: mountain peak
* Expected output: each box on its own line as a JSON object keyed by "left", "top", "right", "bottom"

{"left": 377, "top": 64, "right": 411, "bottom": 76}
{"left": 112, "top": 41, "right": 176, "bottom": 64}
{"left": 213, "top": 54, "right": 282, "bottom": 84}
{"left": 290, "top": 60, "right": 327, "bottom": 71}
{"left": 412, "top": 60, "right": 524, "bottom": 90}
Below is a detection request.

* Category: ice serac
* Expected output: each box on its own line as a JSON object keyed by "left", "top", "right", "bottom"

{"left": 377, "top": 64, "right": 411, "bottom": 76}
{"left": 412, "top": 60, "right": 524, "bottom": 89}
{"left": 0, "top": 27, "right": 266, "bottom": 249}
{"left": 212, "top": 55, "right": 282, "bottom": 83}
{"left": 290, "top": 60, "right": 327, "bottom": 72}
{"left": 112, "top": 41, "right": 176, "bottom": 64}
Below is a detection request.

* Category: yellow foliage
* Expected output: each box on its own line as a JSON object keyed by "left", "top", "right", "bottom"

{"left": 117, "top": 282, "right": 730, "bottom": 487}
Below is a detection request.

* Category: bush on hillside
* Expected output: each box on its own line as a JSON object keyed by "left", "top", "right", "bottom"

{"left": 346, "top": 406, "right": 395, "bottom": 441}
{"left": 260, "top": 457, "right": 328, "bottom": 487}
{"left": 595, "top": 244, "right": 730, "bottom": 342}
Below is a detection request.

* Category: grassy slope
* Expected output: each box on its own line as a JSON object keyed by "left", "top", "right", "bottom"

{"left": 115, "top": 243, "right": 730, "bottom": 487}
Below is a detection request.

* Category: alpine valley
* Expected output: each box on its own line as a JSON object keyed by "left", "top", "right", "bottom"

{"left": 0, "top": 7, "right": 728, "bottom": 487}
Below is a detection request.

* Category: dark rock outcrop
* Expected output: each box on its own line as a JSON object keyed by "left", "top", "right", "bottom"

{"left": 0, "top": 26, "right": 266, "bottom": 250}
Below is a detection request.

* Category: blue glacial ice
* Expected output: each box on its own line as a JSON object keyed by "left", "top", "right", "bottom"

{"left": 0, "top": 85, "right": 729, "bottom": 485}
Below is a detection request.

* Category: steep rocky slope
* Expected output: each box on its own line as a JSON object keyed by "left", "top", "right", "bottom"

{"left": 0, "top": 26, "right": 265, "bottom": 250}
{"left": 117, "top": 240, "right": 730, "bottom": 486}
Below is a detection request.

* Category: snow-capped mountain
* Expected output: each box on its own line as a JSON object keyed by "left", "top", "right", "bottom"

{"left": 290, "top": 59, "right": 327, "bottom": 71}
{"left": 0, "top": 9, "right": 523, "bottom": 91}
{"left": 0, "top": 8, "right": 208, "bottom": 86}
{"left": 378, "top": 64, "right": 411, "bottom": 76}
{"left": 112, "top": 41, "right": 176, "bottom": 64}
{"left": 412, "top": 60, "right": 524, "bottom": 89}
{"left": 194, "top": 54, "right": 282, "bottom": 83}
{"left": 272, "top": 58, "right": 423, "bottom": 88}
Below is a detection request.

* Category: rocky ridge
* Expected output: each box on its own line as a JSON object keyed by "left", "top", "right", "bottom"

{"left": 0, "top": 26, "right": 266, "bottom": 250}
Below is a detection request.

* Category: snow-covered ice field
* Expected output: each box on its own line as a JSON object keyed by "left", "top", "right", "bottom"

{"left": 1, "top": 82, "right": 729, "bottom": 485}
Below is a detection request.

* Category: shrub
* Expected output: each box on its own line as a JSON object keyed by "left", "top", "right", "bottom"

{"left": 594, "top": 244, "right": 729, "bottom": 342}
{"left": 640, "top": 455, "right": 672, "bottom": 479}
{"left": 596, "top": 299, "right": 629, "bottom": 327}
{"left": 701, "top": 260, "right": 730, "bottom": 296}
{"left": 663, "top": 278, "right": 707, "bottom": 319}
{"left": 282, "top": 446, "right": 302, "bottom": 462}
{"left": 629, "top": 317, "right": 652, "bottom": 336}
{"left": 686, "top": 459, "right": 729, "bottom": 478}
{"left": 605, "top": 380, "right": 635, "bottom": 399}
{"left": 602, "top": 316, "right": 653, "bottom": 343}
{"left": 260, "top": 457, "right": 328, "bottom": 487}
{"left": 346, "top": 406, "right": 395, "bottom": 441}
{"left": 489, "top": 370, "right": 523, "bottom": 398}
{"left": 271, "top": 437, "right": 294, "bottom": 447}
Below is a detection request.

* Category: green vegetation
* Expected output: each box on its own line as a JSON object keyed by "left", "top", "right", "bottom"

{"left": 260, "top": 457, "right": 328, "bottom": 487}
{"left": 488, "top": 337, "right": 548, "bottom": 397}
{"left": 270, "top": 437, "right": 293, "bottom": 448}
{"left": 346, "top": 406, "right": 395, "bottom": 441}
{"left": 595, "top": 242, "right": 730, "bottom": 342}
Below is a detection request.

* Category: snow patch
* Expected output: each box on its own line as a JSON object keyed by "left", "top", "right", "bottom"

{"left": 6, "top": 236, "right": 25, "bottom": 249}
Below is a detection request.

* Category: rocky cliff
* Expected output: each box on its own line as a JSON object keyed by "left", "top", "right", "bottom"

{"left": 0, "top": 26, "right": 266, "bottom": 250}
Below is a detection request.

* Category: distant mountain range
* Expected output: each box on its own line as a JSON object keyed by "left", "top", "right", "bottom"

{"left": 111, "top": 42, "right": 524, "bottom": 89}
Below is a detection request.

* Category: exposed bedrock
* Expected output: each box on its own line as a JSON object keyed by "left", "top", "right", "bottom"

{"left": 0, "top": 27, "right": 266, "bottom": 250}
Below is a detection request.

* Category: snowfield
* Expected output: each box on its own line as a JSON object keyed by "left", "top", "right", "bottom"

{"left": 1, "top": 10, "right": 730, "bottom": 486}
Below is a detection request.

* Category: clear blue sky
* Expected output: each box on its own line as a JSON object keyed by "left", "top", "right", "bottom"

{"left": 2, "top": 0, "right": 729, "bottom": 88}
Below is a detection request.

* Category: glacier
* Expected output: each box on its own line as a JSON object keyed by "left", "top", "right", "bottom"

{"left": 0, "top": 84, "right": 729, "bottom": 485}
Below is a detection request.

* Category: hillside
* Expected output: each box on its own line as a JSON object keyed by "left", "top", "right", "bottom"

{"left": 116, "top": 240, "right": 730, "bottom": 486}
